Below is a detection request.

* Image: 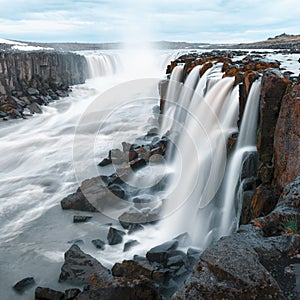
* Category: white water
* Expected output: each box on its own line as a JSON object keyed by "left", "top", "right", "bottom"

{"left": 0, "top": 49, "right": 174, "bottom": 300}
{"left": 159, "top": 73, "right": 236, "bottom": 248}
{"left": 160, "top": 65, "right": 184, "bottom": 134}
{"left": 219, "top": 80, "right": 261, "bottom": 237}
{"left": 85, "top": 53, "right": 120, "bottom": 78}
{"left": 0, "top": 49, "right": 294, "bottom": 300}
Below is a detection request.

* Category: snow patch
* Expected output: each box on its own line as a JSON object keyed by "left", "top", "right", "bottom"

{"left": 12, "top": 45, "right": 54, "bottom": 51}
{"left": 0, "top": 37, "right": 54, "bottom": 51}
{"left": 0, "top": 38, "right": 26, "bottom": 45}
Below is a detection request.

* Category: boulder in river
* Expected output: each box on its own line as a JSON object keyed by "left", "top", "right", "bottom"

{"left": 59, "top": 244, "right": 111, "bottom": 285}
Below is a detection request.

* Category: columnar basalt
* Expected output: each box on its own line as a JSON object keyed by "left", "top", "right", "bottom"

{"left": 0, "top": 51, "right": 88, "bottom": 120}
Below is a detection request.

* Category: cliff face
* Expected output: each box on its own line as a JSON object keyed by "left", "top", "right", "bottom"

{"left": 274, "top": 78, "right": 300, "bottom": 191}
{"left": 0, "top": 51, "right": 88, "bottom": 119}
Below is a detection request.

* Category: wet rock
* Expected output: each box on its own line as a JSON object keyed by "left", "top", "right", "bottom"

{"left": 61, "top": 191, "right": 97, "bottom": 212}
{"left": 199, "top": 62, "right": 213, "bottom": 77}
{"left": 91, "top": 239, "right": 105, "bottom": 250}
{"left": 62, "top": 176, "right": 127, "bottom": 213}
{"left": 107, "top": 184, "right": 125, "bottom": 199}
{"left": 130, "top": 158, "right": 147, "bottom": 171}
{"left": 128, "top": 223, "right": 144, "bottom": 234}
{"left": 241, "top": 151, "right": 258, "bottom": 180}
{"left": 67, "top": 239, "right": 84, "bottom": 245}
{"left": 274, "top": 78, "right": 300, "bottom": 191}
{"left": 59, "top": 244, "right": 110, "bottom": 285}
{"left": 112, "top": 260, "right": 167, "bottom": 284}
{"left": 173, "top": 232, "right": 192, "bottom": 247}
{"left": 35, "top": 287, "right": 65, "bottom": 300}
{"left": 187, "top": 248, "right": 201, "bottom": 266}
{"left": 118, "top": 211, "right": 159, "bottom": 229}
{"left": 107, "top": 227, "right": 126, "bottom": 245}
{"left": 73, "top": 215, "right": 92, "bottom": 223}
{"left": 123, "top": 239, "right": 140, "bottom": 252}
{"left": 65, "top": 288, "right": 81, "bottom": 300}
{"left": 238, "top": 71, "right": 260, "bottom": 128}
{"left": 13, "top": 277, "right": 35, "bottom": 292}
{"left": 146, "top": 240, "right": 179, "bottom": 265}
{"left": 98, "top": 157, "right": 112, "bottom": 167}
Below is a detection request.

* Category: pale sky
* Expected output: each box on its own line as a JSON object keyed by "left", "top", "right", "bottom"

{"left": 0, "top": 0, "right": 299, "bottom": 44}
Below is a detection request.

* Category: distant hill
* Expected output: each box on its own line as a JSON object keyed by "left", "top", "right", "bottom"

{"left": 1, "top": 33, "right": 300, "bottom": 52}
{"left": 233, "top": 33, "right": 300, "bottom": 50}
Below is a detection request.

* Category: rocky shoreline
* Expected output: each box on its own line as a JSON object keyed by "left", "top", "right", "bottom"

{"left": 11, "top": 50, "right": 300, "bottom": 299}
{"left": 0, "top": 51, "right": 88, "bottom": 120}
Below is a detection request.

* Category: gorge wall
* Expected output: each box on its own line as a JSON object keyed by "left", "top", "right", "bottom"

{"left": 0, "top": 51, "right": 88, "bottom": 119}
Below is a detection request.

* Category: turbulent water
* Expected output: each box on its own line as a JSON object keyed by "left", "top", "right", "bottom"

{"left": 0, "top": 49, "right": 176, "bottom": 299}
{"left": 0, "top": 49, "right": 299, "bottom": 300}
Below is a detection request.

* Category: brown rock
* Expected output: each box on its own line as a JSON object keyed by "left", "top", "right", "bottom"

{"left": 274, "top": 79, "right": 300, "bottom": 191}
{"left": 199, "top": 62, "right": 213, "bottom": 77}
{"left": 257, "top": 69, "right": 290, "bottom": 184}
{"left": 76, "top": 272, "right": 162, "bottom": 300}
{"left": 238, "top": 71, "right": 260, "bottom": 128}
{"left": 250, "top": 184, "right": 279, "bottom": 219}
{"left": 112, "top": 260, "right": 167, "bottom": 283}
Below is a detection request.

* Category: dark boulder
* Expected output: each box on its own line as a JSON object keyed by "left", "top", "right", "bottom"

{"left": 98, "top": 157, "right": 112, "bottom": 167}
{"left": 118, "top": 211, "right": 159, "bottom": 229}
{"left": 146, "top": 240, "right": 179, "bottom": 265}
{"left": 123, "top": 239, "right": 140, "bottom": 252}
{"left": 61, "top": 191, "right": 97, "bottom": 212}
{"left": 35, "top": 287, "right": 65, "bottom": 300}
{"left": 13, "top": 277, "right": 35, "bottom": 293}
{"left": 59, "top": 244, "right": 111, "bottom": 285}
{"left": 172, "top": 231, "right": 285, "bottom": 300}
{"left": 91, "top": 239, "right": 105, "bottom": 250}
{"left": 107, "top": 227, "right": 126, "bottom": 245}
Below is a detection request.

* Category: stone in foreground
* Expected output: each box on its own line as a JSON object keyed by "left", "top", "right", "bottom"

{"left": 59, "top": 244, "right": 111, "bottom": 285}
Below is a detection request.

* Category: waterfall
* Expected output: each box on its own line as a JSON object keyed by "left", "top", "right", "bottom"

{"left": 160, "top": 65, "right": 184, "bottom": 134}
{"left": 159, "top": 65, "right": 237, "bottom": 248}
{"left": 156, "top": 63, "right": 261, "bottom": 250}
{"left": 219, "top": 80, "right": 261, "bottom": 237}
{"left": 85, "top": 53, "right": 120, "bottom": 78}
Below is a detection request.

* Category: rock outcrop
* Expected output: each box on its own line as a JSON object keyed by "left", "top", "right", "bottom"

{"left": 244, "top": 68, "right": 291, "bottom": 221}
{"left": 274, "top": 77, "right": 300, "bottom": 191}
{"left": 0, "top": 51, "right": 87, "bottom": 120}
{"left": 173, "top": 176, "right": 300, "bottom": 300}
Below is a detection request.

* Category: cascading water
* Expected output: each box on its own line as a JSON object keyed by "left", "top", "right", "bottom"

{"left": 219, "top": 80, "right": 261, "bottom": 237}
{"left": 160, "top": 65, "right": 184, "bottom": 134}
{"left": 158, "top": 63, "right": 239, "bottom": 249}
{"left": 85, "top": 53, "right": 121, "bottom": 78}
{"left": 157, "top": 64, "right": 260, "bottom": 250}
